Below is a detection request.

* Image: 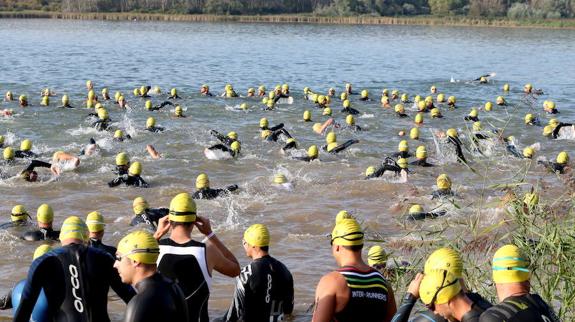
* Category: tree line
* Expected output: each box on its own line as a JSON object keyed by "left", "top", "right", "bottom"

{"left": 0, "top": 0, "right": 573, "bottom": 19}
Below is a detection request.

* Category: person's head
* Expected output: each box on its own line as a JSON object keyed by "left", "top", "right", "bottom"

{"left": 133, "top": 196, "right": 149, "bottom": 215}
{"left": 36, "top": 204, "right": 53, "bottom": 229}
{"left": 436, "top": 173, "right": 452, "bottom": 191}
{"left": 11, "top": 204, "right": 29, "bottom": 223}
{"left": 367, "top": 245, "right": 388, "bottom": 270}
{"left": 3, "top": 147, "right": 15, "bottom": 161}
{"left": 86, "top": 211, "right": 105, "bottom": 240}
{"left": 307, "top": 145, "right": 318, "bottom": 160}
{"left": 492, "top": 244, "right": 530, "bottom": 301}
{"left": 416, "top": 145, "right": 427, "bottom": 160}
{"left": 115, "top": 152, "right": 130, "bottom": 170}
{"left": 424, "top": 247, "right": 463, "bottom": 278}
{"left": 175, "top": 105, "right": 183, "bottom": 116}
{"left": 168, "top": 192, "right": 197, "bottom": 232}
{"left": 243, "top": 224, "right": 270, "bottom": 258}
{"left": 114, "top": 231, "right": 159, "bottom": 285}
{"left": 128, "top": 162, "right": 142, "bottom": 176}
{"left": 33, "top": 244, "right": 52, "bottom": 260}
{"left": 146, "top": 117, "right": 155, "bottom": 129}
{"left": 196, "top": 173, "right": 209, "bottom": 190}
{"left": 59, "top": 216, "right": 88, "bottom": 246}
{"left": 330, "top": 219, "right": 364, "bottom": 266}
{"left": 420, "top": 269, "right": 464, "bottom": 319}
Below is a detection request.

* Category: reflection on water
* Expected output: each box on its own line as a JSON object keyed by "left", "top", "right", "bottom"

{"left": 0, "top": 19, "right": 574, "bottom": 321}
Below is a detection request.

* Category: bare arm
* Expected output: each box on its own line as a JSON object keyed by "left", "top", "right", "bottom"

{"left": 195, "top": 216, "right": 240, "bottom": 277}
{"left": 312, "top": 273, "right": 340, "bottom": 322}
{"left": 146, "top": 145, "right": 161, "bottom": 159}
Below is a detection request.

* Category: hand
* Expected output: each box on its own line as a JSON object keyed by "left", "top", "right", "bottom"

{"left": 407, "top": 273, "right": 424, "bottom": 299}
{"left": 154, "top": 216, "right": 171, "bottom": 240}
{"left": 194, "top": 216, "right": 212, "bottom": 236}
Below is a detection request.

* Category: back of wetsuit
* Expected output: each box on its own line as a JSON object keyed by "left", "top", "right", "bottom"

{"left": 334, "top": 266, "right": 391, "bottom": 322}
{"left": 130, "top": 208, "right": 169, "bottom": 229}
{"left": 158, "top": 239, "right": 211, "bottom": 322}
{"left": 21, "top": 228, "right": 60, "bottom": 241}
{"left": 480, "top": 294, "right": 560, "bottom": 322}
{"left": 88, "top": 238, "right": 117, "bottom": 257}
{"left": 223, "top": 255, "right": 294, "bottom": 322}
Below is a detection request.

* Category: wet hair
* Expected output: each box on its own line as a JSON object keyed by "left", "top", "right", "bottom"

{"left": 170, "top": 221, "right": 194, "bottom": 229}
{"left": 342, "top": 245, "right": 363, "bottom": 252}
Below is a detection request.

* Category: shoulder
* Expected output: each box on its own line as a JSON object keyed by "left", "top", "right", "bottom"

{"left": 317, "top": 271, "right": 346, "bottom": 293}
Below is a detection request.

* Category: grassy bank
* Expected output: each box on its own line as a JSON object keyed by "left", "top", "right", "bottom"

{"left": 1, "top": 10, "right": 575, "bottom": 29}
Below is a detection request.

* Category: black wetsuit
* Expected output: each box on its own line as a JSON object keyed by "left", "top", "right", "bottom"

{"left": 432, "top": 189, "right": 455, "bottom": 199}
{"left": 448, "top": 136, "right": 467, "bottom": 163}
{"left": 0, "top": 219, "right": 31, "bottom": 230}
{"left": 125, "top": 272, "right": 188, "bottom": 322}
{"left": 322, "top": 139, "right": 360, "bottom": 154}
{"left": 396, "top": 112, "right": 409, "bottom": 118}
{"left": 465, "top": 116, "right": 479, "bottom": 122}
{"left": 158, "top": 239, "right": 211, "bottom": 322}
{"left": 108, "top": 174, "right": 149, "bottom": 188}
{"left": 210, "top": 130, "right": 235, "bottom": 146}
{"left": 208, "top": 144, "right": 239, "bottom": 157}
{"left": 21, "top": 227, "right": 60, "bottom": 241}
{"left": 479, "top": 294, "right": 559, "bottom": 322}
{"left": 392, "top": 292, "right": 490, "bottom": 322}
{"left": 148, "top": 101, "right": 173, "bottom": 111}
{"left": 341, "top": 107, "right": 360, "bottom": 115}
{"left": 392, "top": 151, "right": 412, "bottom": 159}
{"left": 14, "top": 243, "right": 135, "bottom": 322}
{"left": 21, "top": 160, "right": 51, "bottom": 180}
{"left": 130, "top": 208, "right": 169, "bottom": 230}
{"left": 410, "top": 159, "right": 434, "bottom": 167}
{"left": 407, "top": 210, "right": 447, "bottom": 221}
{"left": 344, "top": 125, "right": 363, "bottom": 132}
{"left": 537, "top": 161, "right": 565, "bottom": 174}
{"left": 0, "top": 288, "right": 12, "bottom": 310}
{"left": 222, "top": 255, "right": 294, "bottom": 322}
{"left": 193, "top": 185, "right": 238, "bottom": 200}
{"left": 366, "top": 164, "right": 403, "bottom": 179}
{"left": 168, "top": 94, "right": 181, "bottom": 99}
{"left": 59, "top": 104, "right": 75, "bottom": 108}
{"left": 552, "top": 122, "right": 572, "bottom": 139}
{"left": 147, "top": 126, "right": 165, "bottom": 133}
{"left": 281, "top": 140, "right": 297, "bottom": 152}
{"left": 114, "top": 165, "right": 129, "bottom": 176}
{"left": 292, "top": 155, "right": 317, "bottom": 162}
{"left": 15, "top": 150, "right": 37, "bottom": 159}
{"left": 87, "top": 238, "right": 117, "bottom": 257}
{"left": 79, "top": 138, "right": 97, "bottom": 156}
{"left": 506, "top": 144, "right": 524, "bottom": 159}
{"left": 92, "top": 120, "right": 110, "bottom": 131}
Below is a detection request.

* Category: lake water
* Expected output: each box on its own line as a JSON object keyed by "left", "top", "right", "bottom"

{"left": 0, "top": 19, "right": 574, "bottom": 321}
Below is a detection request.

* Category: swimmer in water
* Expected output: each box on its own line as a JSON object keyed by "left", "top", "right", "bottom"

{"left": 79, "top": 138, "right": 99, "bottom": 156}
{"left": 201, "top": 84, "right": 213, "bottom": 96}
{"left": 524, "top": 113, "right": 540, "bottom": 126}
{"left": 391, "top": 140, "right": 411, "bottom": 159}
{"left": 92, "top": 108, "right": 110, "bottom": 131}
{"left": 108, "top": 161, "right": 149, "bottom": 188}
{"left": 113, "top": 130, "right": 132, "bottom": 142}
{"left": 168, "top": 88, "right": 181, "bottom": 99}
{"left": 145, "top": 100, "right": 173, "bottom": 111}
{"left": 58, "top": 95, "right": 74, "bottom": 108}
{"left": 174, "top": 105, "right": 185, "bottom": 118}
{"left": 147, "top": 144, "right": 161, "bottom": 159}
{"left": 192, "top": 173, "right": 238, "bottom": 200}
{"left": 130, "top": 196, "right": 169, "bottom": 230}
{"left": 432, "top": 173, "right": 456, "bottom": 199}
{"left": 146, "top": 117, "right": 165, "bottom": 133}
{"left": 15, "top": 139, "right": 37, "bottom": 159}
{"left": 222, "top": 84, "right": 239, "bottom": 98}
{"left": 206, "top": 130, "right": 241, "bottom": 158}
{"left": 341, "top": 99, "right": 360, "bottom": 115}
{"left": 410, "top": 145, "right": 434, "bottom": 167}
{"left": 86, "top": 211, "right": 117, "bottom": 257}
{"left": 365, "top": 157, "right": 408, "bottom": 179}
{"left": 538, "top": 151, "right": 569, "bottom": 174}
{"left": 322, "top": 131, "right": 359, "bottom": 154}
{"left": 343, "top": 115, "right": 363, "bottom": 132}
{"left": 259, "top": 118, "right": 292, "bottom": 142}
{"left": 292, "top": 145, "right": 319, "bottom": 162}
{"left": 101, "top": 88, "right": 110, "bottom": 100}
{"left": 50, "top": 151, "right": 80, "bottom": 176}
{"left": 20, "top": 160, "right": 52, "bottom": 182}
{"left": 21, "top": 204, "right": 60, "bottom": 241}
{"left": 395, "top": 104, "right": 408, "bottom": 118}
{"left": 405, "top": 204, "right": 446, "bottom": 221}
{"left": 0, "top": 205, "right": 32, "bottom": 229}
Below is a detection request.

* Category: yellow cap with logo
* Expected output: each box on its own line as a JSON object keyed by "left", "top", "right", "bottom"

{"left": 244, "top": 224, "right": 270, "bottom": 247}
{"left": 168, "top": 192, "right": 197, "bottom": 223}
{"left": 330, "top": 219, "right": 363, "bottom": 246}
{"left": 117, "top": 230, "right": 160, "bottom": 265}
{"left": 59, "top": 216, "right": 88, "bottom": 242}
{"left": 36, "top": 204, "right": 54, "bottom": 224}
{"left": 86, "top": 211, "right": 105, "bottom": 233}
{"left": 420, "top": 269, "right": 462, "bottom": 306}
{"left": 367, "top": 245, "right": 388, "bottom": 266}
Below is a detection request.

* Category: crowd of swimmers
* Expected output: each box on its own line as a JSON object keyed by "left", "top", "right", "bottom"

{"left": 0, "top": 78, "right": 572, "bottom": 321}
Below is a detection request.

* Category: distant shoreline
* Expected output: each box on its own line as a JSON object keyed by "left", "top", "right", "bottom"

{"left": 1, "top": 11, "right": 575, "bottom": 29}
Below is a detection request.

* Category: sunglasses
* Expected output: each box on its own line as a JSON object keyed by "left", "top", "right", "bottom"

{"left": 425, "top": 270, "right": 458, "bottom": 311}
{"left": 329, "top": 231, "right": 364, "bottom": 246}
{"left": 115, "top": 247, "right": 160, "bottom": 262}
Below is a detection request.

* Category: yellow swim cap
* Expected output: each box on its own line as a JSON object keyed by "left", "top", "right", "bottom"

{"left": 397, "top": 158, "right": 408, "bottom": 169}
{"left": 308, "top": 145, "right": 319, "bottom": 159}
{"left": 335, "top": 210, "right": 354, "bottom": 224}
{"left": 174, "top": 105, "right": 183, "bottom": 116}
{"left": 128, "top": 161, "right": 142, "bottom": 176}
{"left": 41, "top": 96, "right": 49, "bottom": 106}
{"left": 556, "top": 151, "right": 569, "bottom": 165}
{"left": 86, "top": 80, "right": 93, "bottom": 89}
{"left": 523, "top": 192, "right": 539, "bottom": 208}
{"left": 548, "top": 118, "right": 559, "bottom": 127}
{"left": 424, "top": 247, "right": 463, "bottom": 277}
{"left": 169, "top": 192, "right": 197, "bottom": 223}
{"left": 97, "top": 108, "right": 108, "bottom": 120}
{"left": 115, "top": 91, "right": 121, "bottom": 101}
{"left": 420, "top": 270, "right": 462, "bottom": 306}
{"left": 116, "top": 152, "right": 129, "bottom": 166}
{"left": 473, "top": 121, "right": 482, "bottom": 132}
{"left": 340, "top": 92, "right": 348, "bottom": 101}
{"left": 469, "top": 108, "right": 478, "bottom": 118}
{"left": 485, "top": 102, "right": 493, "bottom": 111}
{"left": 94, "top": 103, "right": 103, "bottom": 110}
{"left": 503, "top": 83, "right": 510, "bottom": 91}
{"left": 19, "top": 95, "right": 27, "bottom": 102}
{"left": 33, "top": 245, "right": 52, "bottom": 260}
{"left": 326, "top": 142, "right": 338, "bottom": 152}
{"left": 437, "top": 93, "right": 445, "bottom": 103}
{"left": 170, "top": 88, "right": 177, "bottom": 96}
{"left": 60, "top": 94, "right": 70, "bottom": 105}
{"left": 322, "top": 107, "right": 332, "bottom": 116}
{"left": 416, "top": 145, "right": 427, "bottom": 159}
{"left": 0, "top": 136, "right": 4, "bottom": 145}
{"left": 365, "top": 166, "right": 375, "bottom": 177}
{"left": 259, "top": 118, "right": 268, "bottom": 129}
{"left": 244, "top": 224, "right": 270, "bottom": 247}
{"left": 102, "top": 88, "right": 108, "bottom": 95}
{"left": 346, "top": 115, "right": 355, "bottom": 126}
{"left": 20, "top": 139, "right": 32, "bottom": 152}
{"left": 492, "top": 244, "right": 530, "bottom": 283}
{"left": 331, "top": 219, "right": 363, "bottom": 246}
{"left": 367, "top": 245, "right": 388, "bottom": 266}
{"left": 36, "top": 204, "right": 54, "bottom": 224}
{"left": 282, "top": 83, "right": 289, "bottom": 91}
{"left": 231, "top": 141, "right": 241, "bottom": 152}
{"left": 196, "top": 173, "right": 210, "bottom": 189}
{"left": 414, "top": 113, "right": 423, "bottom": 124}
{"left": 303, "top": 110, "right": 311, "bottom": 121}
{"left": 248, "top": 87, "right": 255, "bottom": 94}
{"left": 448, "top": 96, "right": 456, "bottom": 104}
{"left": 522, "top": 147, "right": 534, "bottom": 158}
{"left": 410, "top": 128, "right": 420, "bottom": 140}
{"left": 431, "top": 108, "right": 441, "bottom": 118}
{"left": 436, "top": 173, "right": 452, "bottom": 190}
{"left": 273, "top": 174, "right": 287, "bottom": 184}
{"left": 268, "top": 91, "right": 275, "bottom": 99}
{"left": 86, "top": 100, "right": 94, "bottom": 109}
{"left": 117, "top": 231, "right": 160, "bottom": 265}
{"left": 524, "top": 83, "right": 533, "bottom": 92}
{"left": 3, "top": 147, "right": 14, "bottom": 160}
{"left": 145, "top": 100, "right": 152, "bottom": 110}
{"left": 395, "top": 104, "right": 404, "bottom": 113}
{"left": 401, "top": 93, "right": 409, "bottom": 102}
{"left": 361, "top": 90, "right": 368, "bottom": 98}
{"left": 543, "top": 125, "right": 553, "bottom": 137}
{"left": 326, "top": 132, "right": 337, "bottom": 144}
{"left": 398, "top": 140, "right": 409, "bottom": 152}
{"left": 133, "top": 197, "right": 149, "bottom": 215}
{"left": 409, "top": 204, "right": 424, "bottom": 215}
{"left": 87, "top": 90, "right": 95, "bottom": 100}
{"left": 86, "top": 211, "right": 105, "bottom": 233}
{"left": 414, "top": 95, "right": 422, "bottom": 103}
{"left": 140, "top": 85, "right": 147, "bottom": 95}
{"left": 266, "top": 100, "right": 275, "bottom": 109}
{"left": 524, "top": 114, "right": 534, "bottom": 124}
{"left": 343, "top": 99, "right": 350, "bottom": 108}
{"left": 133, "top": 88, "right": 140, "bottom": 96}
{"left": 59, "top": 216, "right": 88, "bottom": 242}
{"left": 11, "top": 205, "right": 28, "bottom": 222}
{"left": 114, "top": 130, "right": 123, "bottom": 138}
{"left": 496, "top": 96, "right": 505, "bottom": 105}
{"left": 381, "top": 96, "right": 389, "bottom": 104}
{"left": 417, "top": 100, "right": 426, "bottom": 111}
{"left": 146, "top": 117, "right": 155, "bottom": 128}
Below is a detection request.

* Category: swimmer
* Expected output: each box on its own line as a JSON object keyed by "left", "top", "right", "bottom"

{"left": 543, "top": 100, "right": 558, "bottom": 114}
{"left": 4, "top": 91, "right": 13, "bottom": 101}
{"left": 86, "top": 211, "right": 116, "bottom": 257}
{"left": 523, "top": 83, "right": 544, "bottom": 95}
{"left": 201, "top": 84, "right": 213, "bottom": 96}
{"left": 0, "top": 205, "right": 32, "bottom": 229}
{"left": 168, "top": 88, "right": 181, "bottom": 99}
{"left": 442, "top": 129, "right": 467, "bottom": 164}
{"left": 430, "top": 107, "right": 443, "bottom": 118}
{"left": 447, "top": 95, "right": 457, "bottom": 108}
{"left": 328, "top": 87, "right": 336, "bottom": 96}
{"left": 341, "top": 100, "right": 360, "bottom": 115}
{"left": 192, "top": 173, "right": 238, "bottom": 200}
{"left": 292, "top": 145, "right": 319, "bottom": 162}
{"left": 117, "top": 95, "right": 130, "bottom": 109}
{"left": 130, "top": 196, "right": 169, "bottom": 230}
{"left": 92, "top": 108, "right": 110, "bottom": 131}
{"left": 146, "top": 100, "right": 173, "bottom": 111}
{"left": 206, "top": 131, "right": 241, "bottom": 158}
{"left": 259, "top": 118, "right": 292, "bottom": 142}
{"left": 395, "top": 104, "right": 408, "bottom": 118}
{"left": 365, "top": 157, "right": 408, "bottom": 179}
{"left": 222, "top": 84, "right": 239, "bottom": 98}
{"left": 524, "top": 113, "right": 540, "bottom": 126}
{"left": 147, "top": 144, "right": 161, "bottom": 159}
{"left": 410, "top": 145, "right": 434, "bottom": 167}
{"left": 503, "top": 136, "right": 524, "bottom": 159}
{"left": 15, "top": 139, "right": 37, "bottom": 159}
{"left": 2, "top": 147, "right": 15, "bottom": 164}
{"left": 108, "top": 161, "right": 149, "bottom": 187}
{"left": 344, "top": 83, "right": 355, "bottom": 95}
{"left": 139, "top": 85, "right": 152, "bottom": 98}
{"left": 538, "top": 151, "right": 569, "bottom": 174}
{"left": 322, "top": 131, "right": 359, "bottom": 154}
{"left": 496, "top": 96, "right": 507, "bottom": 106}
{"left": 392, "top": 140, "right": 411, "bottom": 159}
{"left": 359, "top": 90, "right": 370, "bottom": 101}
{"left": 146, "top": 117, "right": 165, "bottom": 133}
{"left": 343, "top": 115, "right": 362, "bottom": 132}
{"left": 115, "top": 152, "right": 130, "bottom": 175}
{"left": 257, "top": 85, "right": 266, "bottom": 97}
{"left": 550, "top": 120, "right": 573, "bottom": 139}
{"left": 281, "top": 83, "right": 290, "bottom": 96}
{"left": 246, "top": 87, "right": 255, "bottom": 97}
{"left": 312, "top": 118, "right": 334, "bottom": 135}
{"left": 432, "top": 173, "right": 455, "bottom": 199}
{"left": 58, "top": 95, "right": 74, "bottom": 108}
{"left": 113, "top": 130, "right": 132, "bottom": 142}
{"left": 405, "top": 204, "right": 446, "bottom": 221}
{"left": 464, "top": 108, "right": 479, "bottom": 122}
{"left": 101, "top": 88, "right": 110, "bottom": 100}
{"left": 21, "top": 204, "right": 59, "bottom": 241}
{"left": 174, "top": 105, "right": 185, "bottom": 118}
{"left": 50, "top": 151, "right": 80, "bottom": 175}
{"left": 19, "top": 95, "right": 28, "bottom": 107}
